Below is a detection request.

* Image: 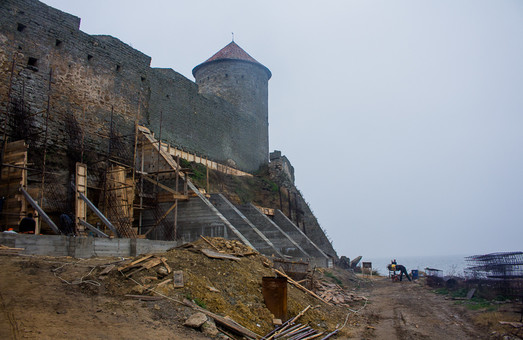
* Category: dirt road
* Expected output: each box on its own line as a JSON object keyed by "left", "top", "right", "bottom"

{"left": 354, "top": 277, "right": 487, "bottom": 339}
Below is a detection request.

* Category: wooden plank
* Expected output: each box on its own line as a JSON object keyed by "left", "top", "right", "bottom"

{"left": 118, "top": 254, "right": 154, "bottom": 271}
{"left": 142, "top": 257, "right": 163, "bottom": 269}
{"left": 201, "top": 249, "right": 240, "bottom": 261}
{"left": 160, "top": 257, "right": 172, "bottom": 273}
{"left": 0, "top": 245, "right": 25, "bottom": 251}
{"left": 200, "top": 235, "right": 220, "bottom": 251}
{"left": 157, "top": 192, "right": 188, "bottom": 202}
{"left": 274, "top": 269, "right": 332, "bottom": 306}
{"left": 75, "top": 163, "right": 87, "bottom": 233}
{"left": 4, "top": 140, "right": 26, "bottom": 152}
{"left": 142, "top": 174, "right": 186, "bottom": 197}
{"left": 157, "top": 279, "right": 173, "bottom": 287}
{"left": 188, "top": 304, "right": 259, "bottom": 339}
{"left": 499, "top": 321, "right": 523, "bottom": 328}
{"left": 144, "top": 202, "right": 177, "bottom": 236}
{"left": 125, "top": 294, "right": 164, "bottom": 301}
{"left": 99, "top": 264, "right": 115, "bottom": 275}
{"left": 172, "top": 270, "right": 184, "bottom": 288}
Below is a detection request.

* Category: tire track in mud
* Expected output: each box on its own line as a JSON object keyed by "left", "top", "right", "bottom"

{"left": 357, "top": 278, "right": 486, "bottom": 339}
{"left": 0, "top": 290, "right": 20, "bottom": 340}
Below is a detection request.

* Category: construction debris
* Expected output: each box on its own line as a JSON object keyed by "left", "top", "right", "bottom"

{"left": 261, "top": 304, "right": 334, "bottom": 339}
{"left": 275, "top": 269, "right": 332, "bottom": 306}
{"left": 201, "top": 248, "right": 241, "bottom": 261}
{"left": 187, "top": 236, "right": 259, "bottom": 257}
{"left": 315, "top": 282, "right": 368, "bottom": 306}
{"left": 172, "top": 270, "right": 184, "bottom": 288}
{"left": 124, "top": 294, "right": 164, "bottom": 301}
{"left": 499, "top": 321, "right": 523, "bottom": 328}
{"left": 90, "top": 238, "right": 364, "bottom": 338}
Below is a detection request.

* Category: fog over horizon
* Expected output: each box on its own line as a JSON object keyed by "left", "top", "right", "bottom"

{"left": 43, "top": 0, "right": 523, "bottom": 259}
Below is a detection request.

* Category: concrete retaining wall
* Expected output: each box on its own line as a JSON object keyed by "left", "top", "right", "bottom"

{"left": 0, "top": 233, "right": 179, "bottom": 258}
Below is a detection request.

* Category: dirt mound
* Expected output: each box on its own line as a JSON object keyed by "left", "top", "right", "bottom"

{"left": 97, "top": 237, "right": 364, "bottom": 337}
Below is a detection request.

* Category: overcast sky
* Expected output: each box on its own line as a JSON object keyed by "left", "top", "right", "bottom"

{"left": 43, "top": 0, "right": 523, "bottom": 259}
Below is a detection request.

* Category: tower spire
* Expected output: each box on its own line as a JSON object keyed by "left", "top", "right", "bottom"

{"left": 231, "top": 32, "right": 234, "bottom": 42}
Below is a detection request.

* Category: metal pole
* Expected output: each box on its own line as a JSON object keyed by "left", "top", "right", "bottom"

{"left": 103, "top": 106, "right": 114, "bottom": 218}
{"left": 81, "top": 104, "right": 85, "bottom": 163}
{"left": 139, "top": 134, "right": 144, "bottom": 234}
{"left": 132, "top": 95, "right": 140, "bottom": 235}
{"left": 20, "top": 187, "right": 60, "bottom": 234}
{"left": 78, "top": 219, "right": 109, "bottom": 238}
{"left": 174, "top": 156, "right": 179, "bottom": 240}
{"left": 1, "top": 57, "right": 16, "bottom": 164}
{"left": 155, "top": 110, "right": 163, "bottom": 192}
{"left": 77, "top": 191, "right": 119, "bottom": 237}
{"left": 38, "top": 68, "right": 52, "bottom": 235}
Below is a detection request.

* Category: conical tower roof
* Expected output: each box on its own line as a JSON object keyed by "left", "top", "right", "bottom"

{"left": 193, "top": 41, "right": 271, "bottom": 79}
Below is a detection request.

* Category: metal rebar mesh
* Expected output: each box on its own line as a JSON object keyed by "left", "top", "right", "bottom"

{"left": 465, "top": 252, "right": 523, "bottom": 299}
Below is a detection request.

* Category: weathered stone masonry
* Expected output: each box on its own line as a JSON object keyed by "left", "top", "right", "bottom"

{"left": 0, "top": 0, "right": 338, "bottom": 259}
{"left": 0, "top": 0, "right": 269, "bottom": 172}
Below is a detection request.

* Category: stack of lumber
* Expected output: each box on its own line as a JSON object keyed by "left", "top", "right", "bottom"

{"left": 117, "top": 254, "right": 172, "bottom": 278}
{"left": 105, "top": 254, "right": 184, "bottom": 295}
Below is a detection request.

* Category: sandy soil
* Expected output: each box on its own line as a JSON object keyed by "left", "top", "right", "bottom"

{"left": 0, "top": 255, "right": 211, "bottom": 340}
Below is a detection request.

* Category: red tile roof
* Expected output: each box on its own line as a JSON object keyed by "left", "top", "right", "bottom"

{"left": 193, "top": 41, "right": 271, "bottom": 79}
{"left": 204, "top": 41, "right": 260, "bottom": 64}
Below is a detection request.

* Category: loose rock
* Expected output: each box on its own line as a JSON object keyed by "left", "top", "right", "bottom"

{"left": 184, "top": 312, "right": 208, "bottom": 328}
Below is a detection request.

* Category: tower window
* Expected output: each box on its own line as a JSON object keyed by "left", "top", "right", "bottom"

{"left": 141, "top": 76, "right": 146, "bottom": 82}
{"left": 225, "top": 74, "right": 228, "bottom": 78}
{"left": 17, "top": 23, "right": 26, "bottom": 32}
{"left": 27, "top": 57, "right": 38, "bottom": 67}
{"left": 116, "top": 64, "right": 121, "bottom": 72}
{"left": 87, "top": 54, "right": 93, "bottom": 61}
{"left": 55, "top": 39, "right": 62, "bottom": 47}
{"left": 27, "top": 57, "right": 38, "bottom": 71}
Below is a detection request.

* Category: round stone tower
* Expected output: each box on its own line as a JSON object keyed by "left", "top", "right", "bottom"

{"left": 192, "top": 41, "right": 271, "bottom": 171}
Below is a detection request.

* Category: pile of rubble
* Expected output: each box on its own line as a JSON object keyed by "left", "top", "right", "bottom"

{"left": 186, "top": 236, "right": 259, "bottom": 257}
{"left": 91, "top": 237, "right": 368, "bottom": 338}
{"left": 316, "top": 282, "right": 368, "bottom": 307}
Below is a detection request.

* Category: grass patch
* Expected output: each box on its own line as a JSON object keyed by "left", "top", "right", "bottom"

{"left": 325, "top": 271, "right": 343, "bottom": 286}
{"left": 193, "top": 297, "right": 207, "bottom": 309}
{"left": 262, "top": 178, "right": 279, "bottom": 192}
{"left": 432, "top": 288, "right": 449, "bottom": 295}
{"left": 186, "top": 293, "right": 207, "bottom": 309}
{"left": 450, "top": 288, "right": 468, "bottom": 298}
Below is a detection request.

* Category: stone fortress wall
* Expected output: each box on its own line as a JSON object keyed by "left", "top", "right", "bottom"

{"left": 0, "top": 0, "right": 267, "bottom": 172}
{"left": 0, "top": 0, "right": 338, "bottom": 259}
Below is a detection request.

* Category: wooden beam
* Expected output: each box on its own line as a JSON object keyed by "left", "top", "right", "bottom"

{"left": 274, "top": 269, "right": 332, "bottom": 306}
{"left": 144, "top": 202, "right": 177, "bottom": 236}
{"left": 141, "top": 173, "right": 187, "bottom": 198}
